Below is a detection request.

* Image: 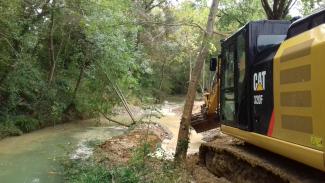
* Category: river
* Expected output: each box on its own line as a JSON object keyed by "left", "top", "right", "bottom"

{"left": 0, "top": 99, "right": 204, "bottom": 183}
{"left": 0, "top": 120, "right": 126, "bottom": 183}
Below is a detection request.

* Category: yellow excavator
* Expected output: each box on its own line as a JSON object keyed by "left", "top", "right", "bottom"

{"left": 191, "top": 9, "right": 325, "bottom": 179}
{"left": 191, "top": 57, "right": 221, "bottom": 133}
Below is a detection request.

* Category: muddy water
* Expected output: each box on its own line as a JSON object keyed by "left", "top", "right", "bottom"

{"left": 0, "top": 120, "right": 126, "bottom": 183}
{"left": 0, "top": 99, "right": 204, "bottom": 183}
{"left": 156, "top": 100, "right": 204, "bottom": 158}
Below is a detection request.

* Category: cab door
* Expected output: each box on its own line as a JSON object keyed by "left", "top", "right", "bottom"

{"left": 221, "top": 44, "right": 236, "bottom": 123}
{"left": 221, "top": 32, "right": 249, "bottom": 130}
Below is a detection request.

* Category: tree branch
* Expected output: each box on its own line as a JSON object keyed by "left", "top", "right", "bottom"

{"left": 219, "top": 9, "right": 245, "bottom": 26}
{"left": 261, "top": 0, "right": 273, "bottom": 19}
{"left": 146, "top": 0, "right": 167, "bottom": 12}
{"left": 0, "top": 33, "right": 19, "bottom": 58}
{"left": 285, "top": 0, "right": 297, "bottom": 17}
{"left": 100, "top": 111, "right": 130, "bottom": 127}
{"left": 137, "top": 21, "right": 229, "bottom": 36}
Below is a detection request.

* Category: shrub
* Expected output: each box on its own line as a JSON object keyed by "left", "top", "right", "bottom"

{"left": 62, "top": 160, "right": 140, "bottom": 183}
{"left": 62, "top": 142, "right": 188, "bottom": 183}
{"left": 0, "top": 123, "right": 22, "bottom": 139}
{"left": 14, "top": 116, "right": 40, "bottom": 133}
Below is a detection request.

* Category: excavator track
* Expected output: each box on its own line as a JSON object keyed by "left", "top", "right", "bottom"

{"left": 199, "top": 131, "right": 325, "bottom": 183}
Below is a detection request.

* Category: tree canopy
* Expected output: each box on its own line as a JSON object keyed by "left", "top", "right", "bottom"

{"left": 0, "top": 0, "right": 321, "bottom": 137}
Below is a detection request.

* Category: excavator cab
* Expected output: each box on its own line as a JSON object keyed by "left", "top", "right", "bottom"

{"left": 191, "top": 20, "right": 290, "bottom": 133}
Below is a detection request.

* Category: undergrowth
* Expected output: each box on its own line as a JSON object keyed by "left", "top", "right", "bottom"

{"left": 62, "top": 142, "right": 189, "bottom": 183}
{"left": 0, "top": 115, "right": 41, "bottom": 138}
{"left": 0, "top": 122, "right": 22, "bottom": 139}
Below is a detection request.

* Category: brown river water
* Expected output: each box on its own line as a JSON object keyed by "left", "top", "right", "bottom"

{"left": 0, "top": 120, "right": 126, "bottom": 183}
{"left": 0, "top": 99, "right": 204, "bottom": 183}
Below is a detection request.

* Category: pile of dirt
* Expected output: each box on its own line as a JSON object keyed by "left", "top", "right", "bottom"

{"left": 132, "top": 122, "right": 173, "bottom": 141}
{"left": 94, "top": 121, "right": 224, "bottom": 183}
{"left": 96, "top": 125, "right": 164, "bottom": 167}
{"left": 201, "top": 128, "right": 226, "bottom": 142}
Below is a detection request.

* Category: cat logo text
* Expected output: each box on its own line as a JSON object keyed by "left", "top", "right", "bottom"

{"left": 253, "top": 71, "right": 266, "bottom": 92}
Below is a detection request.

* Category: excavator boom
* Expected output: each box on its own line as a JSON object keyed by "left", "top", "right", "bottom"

{"left": 191, "top": 57, "right": 221, "bottom": 132}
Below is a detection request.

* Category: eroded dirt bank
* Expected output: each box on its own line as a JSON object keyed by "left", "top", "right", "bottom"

{"left": 93, "top": 99, "right": 231, "bottom": 183}
{"left": 95, "top": 121, "right": 226, "bottom": 183}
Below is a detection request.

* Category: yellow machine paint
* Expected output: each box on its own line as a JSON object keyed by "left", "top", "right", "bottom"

{"left": 272, "top": 24, "right": 325, "bottom": 171}
{"left": 221, "top": 125, "right": 325, "bottom": 171}
{"left": 273, "top": 24, "right": 325, "bottom": 151}
{"left": 220, "top": 24, "right": 325, "bottom": 171}
{"left": 204, "top": 77, "right": 220, "bottom": 115}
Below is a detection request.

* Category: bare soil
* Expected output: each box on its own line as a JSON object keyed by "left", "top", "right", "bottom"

{"left": 186, "top": 154, "right": 230, "bottom": 183}
{"left": 95, "top": 123, "right": 165, "bottom": 167}
{"left": 95, "top": 122, "right": 224, "bottom": 182}
{"left": 94, "top": 99, "right": 228, "bottom": 182}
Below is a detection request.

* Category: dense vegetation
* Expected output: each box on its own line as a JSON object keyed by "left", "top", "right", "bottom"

{"left": 0, "top": 0, "right": 323, "bottom": 138}
{"left": 63, "top": 141, "right": 189, "bottom": 183}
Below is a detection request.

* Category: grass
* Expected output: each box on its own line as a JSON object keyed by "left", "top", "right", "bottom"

{"left": 62, "top": 142, "right": 189, "bottom": 183}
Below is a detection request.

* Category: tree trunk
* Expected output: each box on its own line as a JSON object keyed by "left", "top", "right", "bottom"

{"left": 189, "top": 54, "right": 192, "bottom": 82}
{"left": 261, "top": 0, "right": 296, "bottom": 20}
{"left": 48, "top": 2, "right": 56, "bottom": 84}
{"left": 158, "top": 61, "right": 166, "bottom": 90}
{"left": 174, "top": 0, "right": 219, "bottom": 161}
{"left": 73, "top": 62, "right": 85, "bottom": 98}
{"left": 202, "top": 59, "right": 205, "bottom": 93}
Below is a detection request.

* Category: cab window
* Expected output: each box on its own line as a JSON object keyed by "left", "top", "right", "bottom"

{"left": 257, "top": 35, "right": 286, "bottom": 52}
{"left": 237, "top": 33, "right": 246, "bottom": 103}
{"left": 221, "top": 45, "right": 235, "bottom": 122}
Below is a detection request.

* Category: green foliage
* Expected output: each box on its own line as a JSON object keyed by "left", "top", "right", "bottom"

{"left": 175, "top": 138, "right": 189, "bottom": 158}
{"left": 301, "top": 0, "right": 325, "bottom": 15}
{"left": 0, "top": 123, "right": 22, "bottom": 139}
{"left": 62, "top": 142, "right": 187, "bottom": 183}
{"left": 129, "top": 142, "right": 151, "bottom": 168}
{"left": 13, "top": 116, "right": 40, "bottom": 133}
{"left": 0, "top": 0, "right": 217, "bottom": 135}
{"left": 218, "top": 0, "right": 265, "bottom": 32}
{"left": 0, "top": 0, "right": 142, "bottom": 137}
{"left": 64, "top": 160, "right": 141, "bottom": 183}
{"left": 0, "top": 0, "right": 311, "bottom": 138}
{"left": 63, "top": 161, "right": 114, "bottom": 183}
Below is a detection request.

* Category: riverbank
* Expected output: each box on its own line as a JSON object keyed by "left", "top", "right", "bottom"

{"left": 0, "top": 97, "right": 222, "bottom": 183}
{"left": 61, "top": 99, "right": 224, "bottom": 183}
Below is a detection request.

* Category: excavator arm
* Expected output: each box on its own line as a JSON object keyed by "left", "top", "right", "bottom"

{"left": 191, "top": 57, "right": 221, "bottom": 133}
